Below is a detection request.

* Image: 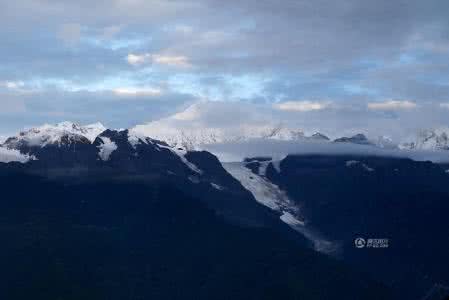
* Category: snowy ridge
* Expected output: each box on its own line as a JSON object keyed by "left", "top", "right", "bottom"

{"left": 400, "top": 127, "right": 449, "bottom": 151}
{"left": 3, "top": 121, "right": 106, "bottom": 149}
{"left": 127, "top": 129, "right": 203, "bottom": 174}
{"left": 132, "top": 122, "right": 308, "bottom": 150}
{"left": 4, "top": 119, "right": 449, "bottom": 167}
{"left": 79, "top": 122, "right": 107, "bottom": 142}
{"left": 156, "top": 142, "right": 203, "bottom": 174}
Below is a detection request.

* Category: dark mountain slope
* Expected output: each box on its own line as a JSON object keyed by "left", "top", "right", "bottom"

{"left": 0, "top": 170, "right": 393, "bottom": 300}
{"left": 7, "top": 129, "right": 289, "bottom": 229}
{"left": 264, "top": 154, "right": 449, "bottom": 298}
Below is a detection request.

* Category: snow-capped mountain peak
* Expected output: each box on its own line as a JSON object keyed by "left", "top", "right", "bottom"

{"left": 3, "top": 121, "right": 106, "bottom": 149}
{"left": 400, "top": 127, "right": 449, "bottom": 151}
{"left": 80, "top": 122, "right": 107, "bottom": 142}
{"left": 131, "top": 122, "right": 308, "bottom": 150}
{"left": 262, "top": 125, "right": 305, "bottom": 140}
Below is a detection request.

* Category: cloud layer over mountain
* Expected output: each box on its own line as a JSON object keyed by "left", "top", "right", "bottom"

{"left": 133, "top": 101, "right": 449, "bottom": 142}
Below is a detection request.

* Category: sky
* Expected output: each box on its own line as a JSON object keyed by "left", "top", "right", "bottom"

{"left": 1, "top": 0, "right": 449, "bottom": 139}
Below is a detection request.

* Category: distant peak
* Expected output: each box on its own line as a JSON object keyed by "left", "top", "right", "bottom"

{"left": 333, "top": 133, "right": 372, "bottom": 145}
{"left": 310, "top": 132, "right": 330, "bottom": 141}
{"left": 3, "top": 121, "right": 107, "bottom": 149}
{"left": 352, "top": 133, "right": 368, "bottom": 139}
{"left": 400, "top": 127, "right": 449, "bottom": 150}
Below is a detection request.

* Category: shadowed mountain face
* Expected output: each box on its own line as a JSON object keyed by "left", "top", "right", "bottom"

{"left": 0, "top": 165, "right": 393, "bottom": 300}
{"left": 333, "top": 134, "right": 373, "bottom": 145}
{"left": 260, "top": 155, "right": 449, "bottom": 299}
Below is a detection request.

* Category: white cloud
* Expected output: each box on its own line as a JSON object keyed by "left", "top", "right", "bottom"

{"left": 439, "top": 103, "right": 449, "bottom": 109}
{"left": 113, "top": 87, "right": 163, "bottom": 97}
{"left": 367, "top": 100, "right": 417, "bottom": 110}
{"left": 151, "top": 54, "right": 191, "bottom": 67}
{"left": 126, "top": 53, "right": 191, "bottom": 67}
{"left": 274, "top": 101, "right": 331, "bottom": 112}
{"left": 0, "top": 81, "right": 25, "bottom": 89}
{"left": 126, "top": 53, "right": 152, "bottom": 65}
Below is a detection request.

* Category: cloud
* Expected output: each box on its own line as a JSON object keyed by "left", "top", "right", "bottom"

{"left": 274, "top": 101, "right": 332, "bottom": 112}
{"left": 126, "top": 53, "right": 152, "bottom": 65}
{"left": 112, "top": 87, "right": 163, "bottom": 97}
{"left": 204, "top": 139, "right": 449, "bottom": 163}
{"left": 127, "top": 53, "right": 191, "bottom": 67}
{"left": 171, "top": 104, "right": 201, "bottom": 121}
{"left": 0, "top": 81, "right": 25, "bottom": 89}
{"left": 151, "top": 54, "right": 191, "bottom": 67}
{"left": 439, "top": 103, "right": 449, "bottom": 109}
{"left": 367, "top": 100, "right": 417, "bottom": 111}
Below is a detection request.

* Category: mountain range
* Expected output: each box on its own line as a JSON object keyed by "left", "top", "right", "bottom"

{"left": 0, "top": 121, "right": 395, "bottom": 300}
{"left": 133, "top": 120, "right": 449, "bottom": 152}
{"left": 1, "top": 121, "right": 449, "bottom": 299}
{"left": 3, "top": 121, "right": 449, "bottom": 154}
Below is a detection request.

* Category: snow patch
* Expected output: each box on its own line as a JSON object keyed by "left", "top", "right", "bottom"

{"left": 362, "top": 164, "right": 374, "bottom": 172}
{"left": 129, "top": 128, "right": 203, "bottom": 174}
{"left": 127, "top": 134, "right": 144, "bottom": 149}
{"left": 345, "top": 160, "right": 374, "bottom": 172}
{"left": 223, "top": 162, "right": 297, "bottom": 213}
{"left": 223, "top": 162, "right": 336, "bottom": 254}
{"left": 127, "top": 134, "right": 142, "bottom": 149}
{"left": 127, "top": 129, "right": 155, "bottom": 149}
{"left": 257, "top": 161, "right": 270, "bottom": 176}
{"left": 81, "top": 122, "right": 107, "bottom": 142}
{"left": 156, "top": 143, "right": 202, "bottom": 174}
{"left": 97, "top": 137, "right": 117, "bottom": 161}
{"left": 280, "top": 212, "right": 304, "bottom": 226}
{"left": 345, "top": 160, "right": 359, "bottom": 167}
{"left": 210, "top": 182, "right": 224, "bottom": 190}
